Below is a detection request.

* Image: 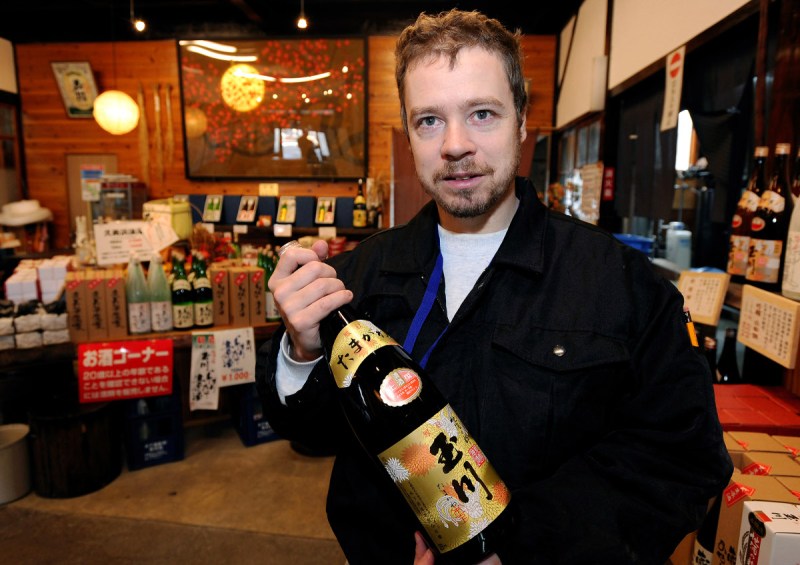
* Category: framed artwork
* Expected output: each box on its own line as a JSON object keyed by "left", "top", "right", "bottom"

{"left": 51, "top": 62, "right": 98, "bottom": 118}
{"left": 202, "top": 195, "right": 223, "bottom": 222}
{"left": 178, "top": 37, "right": 367, "bottom": 180}
{"left": 236, "top": 196, "right": 258, "bottom": 223}
{"left": 315, "top": 197, "right": 336, "bottom": 225}
{"left": 276, "top": 196, "right": 296, "bottom": 224}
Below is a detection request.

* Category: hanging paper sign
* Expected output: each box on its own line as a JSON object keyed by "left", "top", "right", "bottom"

{"left": 188, "top": 327, "right": 256, "bottom": 411}
{"left": 215, "top": 327, "right": 256, "bottom": 387}
{"left": 94, "top": 220, "right": 153, "bottom": 265}
{"left": 77, "top": 339, "right": 173, "bottom": 403}
{"left": 660, "top": 46, "right": 685, "bottom": 132}
{"left": 190, "top": 333, "right": 219, "bottom": 411}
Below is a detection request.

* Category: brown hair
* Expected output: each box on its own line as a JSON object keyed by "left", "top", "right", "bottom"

{"left": 395, "top": 9, "right": 527, "bottom": 133}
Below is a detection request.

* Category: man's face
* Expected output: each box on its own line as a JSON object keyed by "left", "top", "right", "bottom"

{"left": 404, "top": 47, "right": 526, "bottom": 225}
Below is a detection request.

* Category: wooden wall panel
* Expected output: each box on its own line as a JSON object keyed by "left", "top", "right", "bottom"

{"left": 17, "top": 35, "right": 554, "bottom": 249}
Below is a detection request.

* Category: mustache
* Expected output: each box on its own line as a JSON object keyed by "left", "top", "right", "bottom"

{"left": 433, "top": 160, "right": 494, "bottom": 182}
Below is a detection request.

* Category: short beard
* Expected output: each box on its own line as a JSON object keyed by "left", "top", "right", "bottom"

{"left": 420, "top": 139, "right": 521, "bottom": 219}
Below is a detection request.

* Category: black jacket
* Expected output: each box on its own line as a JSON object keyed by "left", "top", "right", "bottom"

{"left": 256, "top": 178, "right": 733, "bottom": 564}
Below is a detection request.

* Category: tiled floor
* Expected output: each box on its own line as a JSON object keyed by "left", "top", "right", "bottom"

{"left": 0, "top": 422, "right": 345, "bottom": 565}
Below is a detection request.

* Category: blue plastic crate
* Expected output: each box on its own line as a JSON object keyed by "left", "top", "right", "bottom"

{"left": 124, "top": 411, "right": 185, "bottom": 470}
{"left": 233, "top": 384, "right": 280, "bottom": 447}
{"left": 613, "top": 233, "right": 655, "bottom": 256}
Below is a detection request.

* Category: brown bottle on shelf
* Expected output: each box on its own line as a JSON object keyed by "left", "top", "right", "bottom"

{"left": 319, "top": 304, "right": 515, "bottom": 563}
{"left": 727, "top": 146, "right": 768, "bottom": 281}
{"left": 716, "top": 328, "right": 741, "bottom": 384}
{"left": 746, "top": 143, "right": 793, "bottom": 291}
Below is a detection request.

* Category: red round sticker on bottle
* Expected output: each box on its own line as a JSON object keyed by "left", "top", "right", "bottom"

{"left": 380, "top": 368, "right": 422, "bottom": 407}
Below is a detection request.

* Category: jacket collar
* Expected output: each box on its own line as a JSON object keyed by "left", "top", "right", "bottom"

{"left": 379, "top": 177, "right": 547, "bottom": 276}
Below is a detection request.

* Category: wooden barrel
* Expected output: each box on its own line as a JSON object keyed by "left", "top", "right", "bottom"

{"left": 28, "top": 400, "right": 122, "bottom": 498}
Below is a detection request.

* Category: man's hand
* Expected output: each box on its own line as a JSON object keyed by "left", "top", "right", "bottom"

{"left": 413, "top": 532, "right": 502, "bottom": 564}
{"left": 414, "top": 532, "right": 434, "bottom": 565}
{"left": 270, "top": 239, "right": 352, "bottom": 361}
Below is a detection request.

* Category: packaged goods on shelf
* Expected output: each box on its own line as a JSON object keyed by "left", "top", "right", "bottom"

{"left": 143, "top": 198, "right": 193, "bottom": 240}
{"left": 42, "top": 329, "right": 70, "bottom": 345}
{"left": 14, "top": 331, "right": 42, "bottom": 349}
{"left": 208, "top": 264, "right": 230, "bottom": 327}
{"left": 65, "top": 270, "right": 89, "bottom": 342}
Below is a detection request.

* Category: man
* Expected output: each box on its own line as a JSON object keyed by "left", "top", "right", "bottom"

{"left": 256, "top": 9, "right": 732, "bottom": 564}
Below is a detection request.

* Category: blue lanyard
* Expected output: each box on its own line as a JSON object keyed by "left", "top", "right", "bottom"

{"left": 402, "top": 252, "right": 447, "bottom": 369}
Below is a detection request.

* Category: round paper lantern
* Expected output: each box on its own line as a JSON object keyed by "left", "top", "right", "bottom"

{"left": 184, "top": 107, "right": 208, "bottom": 139}
{"left": 220, "top": 64, "right": 265, "bottom": 112}
{"left": 93, "top": 90, "right": 140, "bottom": 135}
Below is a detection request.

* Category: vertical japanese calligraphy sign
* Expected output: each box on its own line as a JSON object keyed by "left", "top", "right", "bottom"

{"left": 677, "top": 271, "right": 730, "bottom": 326}
{"left": 739, "top": 285, "right": 800, "bottom": 369}
{"left": 77, "top": 339, "right": 174, "bottom": 403}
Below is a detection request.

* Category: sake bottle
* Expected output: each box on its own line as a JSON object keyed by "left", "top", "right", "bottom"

{"left": 171, "top": 257, "right": 194, "bottom": 330}
{"left": 319, "top": 304, "right": 515, "bottom": 563}
{"left": 782, "top": 147, "right": 800, "bottom": 300}
{"left": 191, "top": 252, "right": 214, "bottom": 328}
{"left": 126, "top": 254, "right": 151, "bottom": 334}
{"left": 263, "top": 246, "right": 281, "bottom": 321}
{"left": 352, "top": 178, "right": 367, "bottom": 228}
{"left": 148, "top": 253, "right": 173, "bottom": 332}
{"left": 716, "top": 328, "right": 742, "bottom": 384}
{"left": 745, "top": 143, "right": 793, "bottom": 291}
{"left": 727, "top": 146, "right": 768, "bottom": 281}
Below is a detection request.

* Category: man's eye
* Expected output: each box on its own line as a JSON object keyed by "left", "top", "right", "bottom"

{"left": 475, "top": 110, "right": 492, "bottom": 120}
{"left": 418, "top": 116, "right": 437, "bottom": 127}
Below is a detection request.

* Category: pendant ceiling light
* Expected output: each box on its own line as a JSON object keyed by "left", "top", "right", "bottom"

{"left": 93, "top": 34, "right": 140, "bottom": 135}
{"left": 297, "top": 0, "right": 308, "bottom": 29}
{"left": 130, "top": 0, "right": 146, "bottom": 33}
{"left": 93, "top": 90, "right": 140, "bottom": 135}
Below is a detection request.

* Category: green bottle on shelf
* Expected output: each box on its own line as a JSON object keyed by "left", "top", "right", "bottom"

{"left": 171, "top": 257, "right": 194, "bottom": 330}
{"left": 126, "top": 254, "right": 151, "bottom": 334}
{"left": 148, "top": 253, "right": 173, "bottom": 332}
{"left": 264, "top": 245, "right": 280, "bottom": 321}
{"left": 192, "top": 252, "right": 214, "bottom": 328}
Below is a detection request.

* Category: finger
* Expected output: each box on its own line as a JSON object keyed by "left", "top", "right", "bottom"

{"left": 273, "top": 243, "right": 324, "bottom": 278}
{"left": 414, "top": 532, "right": 434, "bottom": 564}
{"left": 311, "top": 239, "right": 329, "bottom": 261}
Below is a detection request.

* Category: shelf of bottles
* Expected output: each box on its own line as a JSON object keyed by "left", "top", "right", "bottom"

{"left": 713, "top": 141, "right": 800, "bottom": 392}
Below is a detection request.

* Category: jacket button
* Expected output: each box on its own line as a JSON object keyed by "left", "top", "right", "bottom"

{"left": 553, "top": 345, "right": 566, "bottom": 357}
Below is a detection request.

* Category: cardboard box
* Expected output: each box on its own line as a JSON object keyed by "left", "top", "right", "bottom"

{"left": 208, "top": 264, "right": 230, "bottom": 327}
{"left": 770, "top": 435, "right": 800, "bottom": 458}
{"left": 736, "top": 500, "right": 800, "bottom": 564}
{"left": 104, "top": 268, "right": 128, "bottom": 339}
{"left": 85, "top": 268, "right": 108, "bottom": 341}
{"left": 727, "top": 431, "right": 791, "bottom": 453}
{"left": 229, "top": 267, "right": 250, "bottom": 328}
{"left": 248, "top": 267, "right": 267, "bottom": 327}
{"left": 712, "top": 473, "right": 800, "bottom": 565}
{"left": 64, "top": 270, "right": 89, "bottom": 343}
{"left": 775, "top": 477, "right": 800, "bottom": 502}
{"left": 725, "top": 431, "right": 747, "bottom": 470}
{"left": 741, "top": 452, "right": 800, "bottom": 478}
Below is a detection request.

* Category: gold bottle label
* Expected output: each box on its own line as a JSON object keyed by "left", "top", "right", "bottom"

{"left": 379, "top": 404, "right": 511, "bottom": 554}
{"left": 329, "top": 319, "right": 398, "bottom": 387}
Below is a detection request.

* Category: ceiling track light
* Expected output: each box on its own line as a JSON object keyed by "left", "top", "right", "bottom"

{"left": 130, "top": 0, "right": 146, "bottom": 33}
{"left": 297, "top": 0, "right": 308, "bottom": 30}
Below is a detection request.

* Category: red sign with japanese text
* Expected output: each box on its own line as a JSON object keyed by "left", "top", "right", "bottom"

{"left": 77, "top": 339, "right": 174, "bottom": 403}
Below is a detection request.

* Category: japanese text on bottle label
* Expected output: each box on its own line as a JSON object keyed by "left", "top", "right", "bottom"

{"left": 379, "top": 404, "right": 511, "bottom": 554}
{"left": 329, "top": 319, "right": 398, "bottom": 387}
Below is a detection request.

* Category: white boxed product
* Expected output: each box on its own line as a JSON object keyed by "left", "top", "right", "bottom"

{"left": 13, "top": 312, "right": 42, "bottom": 333}
{"left": 42, "top": 328, "right": 70, "bottom": 345}
{"left": 0, "top": 317, "right": 12, "bottom": 336}
{"left": 737, "top": 500, "right": 800, "bottom": 564}
{"left": 14, "top": 331, "right": 43, "bottom": 349}
{"left": 40, "top": 312, "right": 67, "bottom": 331}
{"left": 0, "top": 335, "right": 14, "bottom": 350}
